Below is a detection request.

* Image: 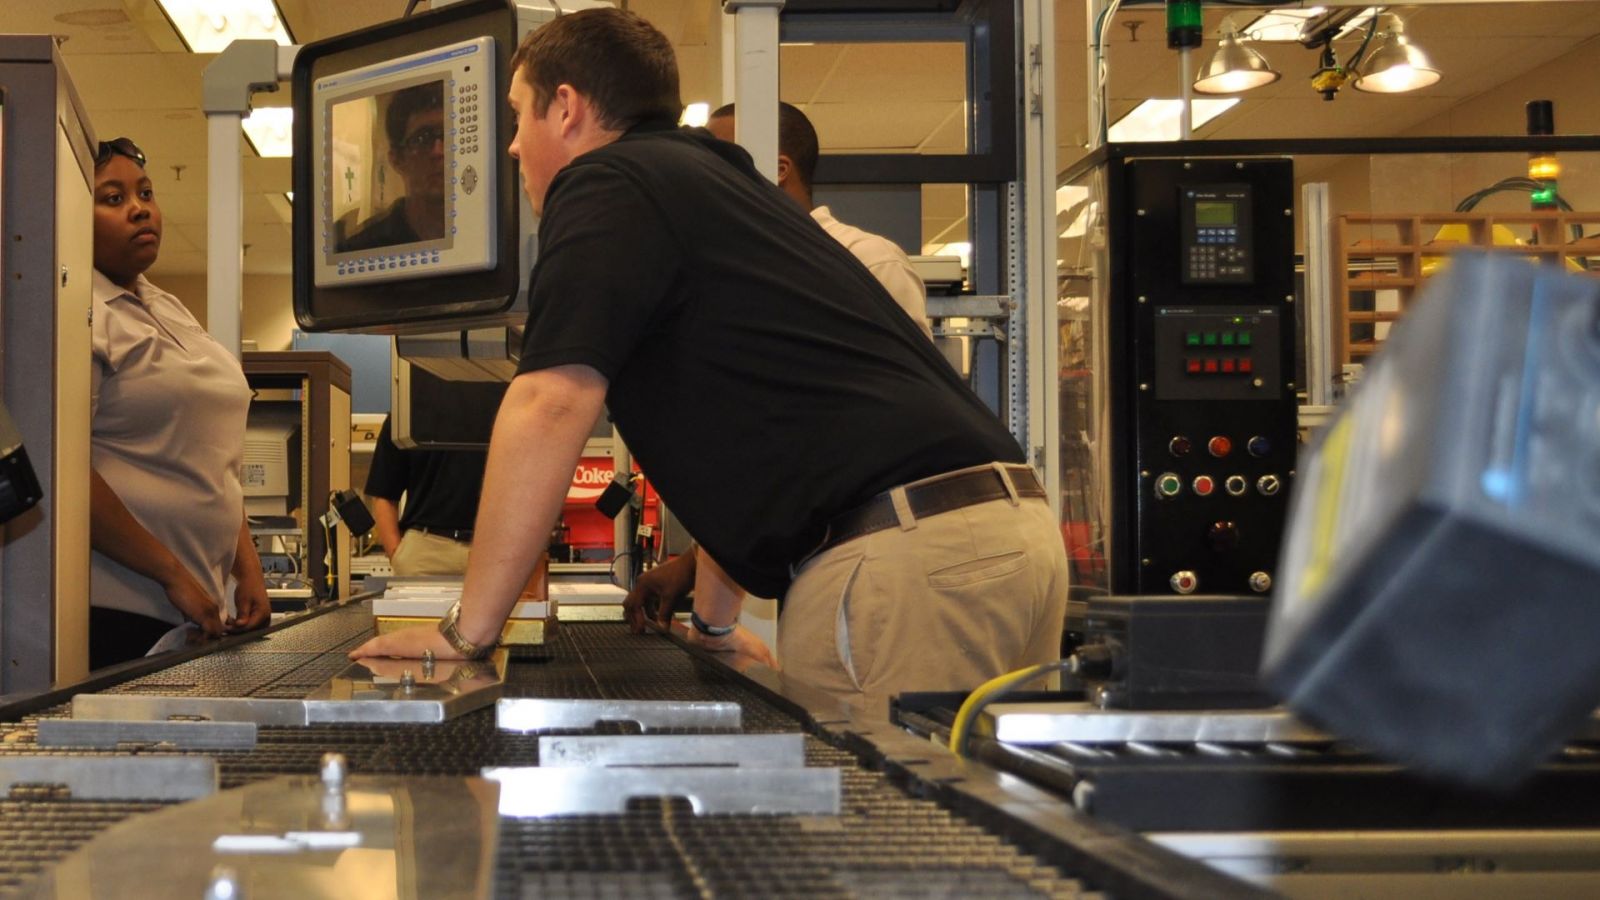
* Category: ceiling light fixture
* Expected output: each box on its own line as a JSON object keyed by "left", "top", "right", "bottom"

{"left": 241, "top": 107, "right": 293, "bottom": 157}
{"left": 1193, "top": 20, "right": 1281, "bottom": 95}
{"left": 1108, "top": 98, "right": 1239, "bottom": 142}
{"left": 1353, "top": 14, "right": 1440, "bottom": 93}
{"left": 154, "top": 0, "right": 292, "bottom": 53}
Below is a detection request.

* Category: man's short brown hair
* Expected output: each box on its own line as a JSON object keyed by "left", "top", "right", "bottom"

{"left": 510, "top": 8, "right": 681, "bottom": 132}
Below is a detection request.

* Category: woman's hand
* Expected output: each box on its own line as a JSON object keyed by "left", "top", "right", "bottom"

{"left": 162, "top": 569, "right": 224, "bottom": 637}
{"left": 227, "top": 575, "right": 272, "bottom": 633}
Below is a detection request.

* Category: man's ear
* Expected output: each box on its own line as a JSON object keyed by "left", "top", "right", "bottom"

{"left": 775, "top": 153, "right": 794, "bottom": 189}
{"left": 554, "top": 84, "right": 592, "bottom": 140}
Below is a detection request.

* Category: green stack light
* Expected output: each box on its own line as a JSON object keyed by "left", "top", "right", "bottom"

{"left": 1166, "top": 0, "right": 1203, "bottom": 49}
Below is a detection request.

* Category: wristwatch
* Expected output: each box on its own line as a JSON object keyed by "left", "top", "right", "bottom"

{"left": 690, "top": 609, "right": 736, "bottom": 638}
{"left": 437, "top": 599, "right": 499, "bottom": 660}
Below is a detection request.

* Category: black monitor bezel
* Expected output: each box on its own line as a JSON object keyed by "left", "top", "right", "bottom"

{"left": 293, "top": 0, "right": 519, "bottom": 333}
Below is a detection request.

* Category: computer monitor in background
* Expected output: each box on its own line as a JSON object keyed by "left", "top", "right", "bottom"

{"left": 242, "top": 404, "right": 302, "bottom": 517}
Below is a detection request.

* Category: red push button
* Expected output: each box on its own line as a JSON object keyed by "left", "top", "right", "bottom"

{"left": 1208, "top": 436, "right": 1232, "bottom": 458}
{"left": 1239, "top": 357, "right": 1253, "bottom": 374}
{"left": 1192, "top": 475, "right": 1215, "bottom": 496}
{"left": 1203, "top": 359, "right": 1219, "bottom": 374}
{"left": 1221, "top": 359, "right": 1237, "bottom": 374}
{"left": 1186, "top": 358, "right": 1202, "bottom": 374}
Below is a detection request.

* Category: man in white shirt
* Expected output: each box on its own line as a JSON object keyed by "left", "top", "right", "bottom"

{"left": 707, "top": 102, "right": 931, "bottom": 338}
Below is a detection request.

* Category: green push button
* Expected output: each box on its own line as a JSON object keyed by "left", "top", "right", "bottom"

{"left": 1156, "top": 473, "right": 1183, "bottom": 498}
{"left": 1239, "top": 331, "right": 1252, "bottom": 346}
{"left": 1203, "top": 332, "right": 1218, "bottom": 346}
{"left": 1221, "top": 332, "right": 1236, "bottom": 346}
{"left": 1185, "top": 332, "right": 1201, "bottom": 346}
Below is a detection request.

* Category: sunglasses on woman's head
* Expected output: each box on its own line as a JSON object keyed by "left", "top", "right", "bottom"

{"left": 95, "top": 137, "right": 147, "bottom": 168}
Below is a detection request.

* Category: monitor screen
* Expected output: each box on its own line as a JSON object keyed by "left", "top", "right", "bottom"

{"left": 332, "top": 80, "right": 449, "bottom": 253}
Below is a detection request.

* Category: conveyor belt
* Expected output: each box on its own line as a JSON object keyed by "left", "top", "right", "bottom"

{"left": 895, "top": 696, "right": 1600, "bottom": 832}
{"left": 0, "top": 604, "right": 1247, "bottom": 899}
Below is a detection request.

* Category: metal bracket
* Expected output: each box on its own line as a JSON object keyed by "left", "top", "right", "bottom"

{"left": 538, "top": 733, "right": 805, "bottom": 768}
{"left": 201, "top": 39, "right": 283, "bottom": 114}
{"left": 73, "top": 695, "right": 310, "bottom": 726}
{"left": 0, "top": 756, "right": 216, "bottom": 801}
{"left": 497, "top": 698, "right": 742, "bottom": 732}
{"left": 978, "top": 703, "right": 1331, "bottom": 744}
{"left": 36, "top": 718, "right": 258, "bottom": 750}
{"left": 485, "top": 766, "right": 840, "bottom": 816}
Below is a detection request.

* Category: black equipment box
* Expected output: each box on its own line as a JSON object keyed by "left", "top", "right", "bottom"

{"left": 1071, "top": 594, "right": 1273, "bottom": 710}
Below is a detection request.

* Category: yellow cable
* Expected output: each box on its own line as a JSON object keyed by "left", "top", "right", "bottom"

{"left": 948, "top": 663, "right": 1049, "bottom": 757}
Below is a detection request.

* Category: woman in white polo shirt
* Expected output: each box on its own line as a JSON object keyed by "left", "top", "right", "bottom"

{"left": 88, "top": 137, "right": 271, "bottom": 668}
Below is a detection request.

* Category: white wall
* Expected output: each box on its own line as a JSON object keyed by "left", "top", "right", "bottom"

{"left": 147, "top": 272, "right": 297, "bottom": 351}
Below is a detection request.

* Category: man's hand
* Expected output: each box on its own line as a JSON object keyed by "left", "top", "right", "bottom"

{"left": 623, "top": 552, "right": 696, "bottom": 633}
{"left": 348, "top": 623, "right": 464, "bottom": 661}
{"left": 680, "top": 622, "right": 778, "bottom": 670}
{"left": 163, "top": 570, "right": 225, "bottom": 638}
{"left": 227, "top": 575, "right": 272, "bottom": 633}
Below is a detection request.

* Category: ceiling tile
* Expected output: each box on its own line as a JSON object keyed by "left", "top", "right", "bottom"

{"left": 804, "top": 101, "right": 962, "bottom": 153}
{"left": 811, "top": 43, "right": 966, "bottom": 105}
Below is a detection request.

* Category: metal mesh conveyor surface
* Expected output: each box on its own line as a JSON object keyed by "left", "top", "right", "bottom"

{"left": 0, "top": 606, "right": 1130, "bottom": 899}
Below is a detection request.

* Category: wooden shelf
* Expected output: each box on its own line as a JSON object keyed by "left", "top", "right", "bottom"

{"left": 1334, "top": 211, "right": 1600, "bottom": 367}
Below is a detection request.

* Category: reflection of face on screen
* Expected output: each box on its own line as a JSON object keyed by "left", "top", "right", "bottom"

{"left": 334, "top": 81, "right": 447, "bottom": 253}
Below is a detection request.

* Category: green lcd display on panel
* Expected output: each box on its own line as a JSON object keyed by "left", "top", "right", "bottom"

{"left": 1194, "top": 200, "right": 1235, "bottom": 226}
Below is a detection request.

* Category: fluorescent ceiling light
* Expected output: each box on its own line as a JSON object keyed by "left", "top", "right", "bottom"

{"left": 1334, "top": 8, "right": 1383, "bottom": 40}
{"left": 925, "top": 241, "right": 971, "bottom": 270}
{"left": 1241, "top": 8, "right": 1326, "bottom": 43}
{"left": 242, "top": 107, "right": 293, "bottom": 158}
{"left": 681, "top": 102, "right": 710, "bottom": 128}
{"left": 1107, "top": 99, "right": 1238, "bottom": 143}
{"left": 1240, "top": 6, "right": 1379, "bottom": 43}
{"left": 156, "top": 0, "right": 292, "bottom": 53}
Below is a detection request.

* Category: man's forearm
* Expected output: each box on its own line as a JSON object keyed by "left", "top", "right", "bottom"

{"left": 692, "top": 547, "right": 745, "bottom": 628}
{"left": 370, "top": 498, "right": 402, "bottom": 557}
{"left": 456, "top": 365, "right": 608, "bottom": 645}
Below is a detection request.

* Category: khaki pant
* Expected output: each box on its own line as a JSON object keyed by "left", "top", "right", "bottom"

{"left": 777, "top": 469, "right": 1069, "bottom": 715}
{"left": 392, "top": 529, "right": 471, "bottom": 576}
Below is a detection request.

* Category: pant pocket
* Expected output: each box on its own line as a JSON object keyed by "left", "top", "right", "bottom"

{"left": 927, "top": 550, "right": 1027, "bottom": 589}
{"left": 833, "top": 555, "right": 868, "bottom": 692}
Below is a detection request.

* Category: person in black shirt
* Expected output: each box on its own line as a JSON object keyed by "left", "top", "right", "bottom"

{"left": 364, "top": 416, "right": 486, "bottom": 576}
{"left": 350, "top": 9, "right": 1068, "bottom": 712}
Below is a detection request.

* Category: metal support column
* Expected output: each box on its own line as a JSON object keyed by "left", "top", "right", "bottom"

{"left": 0, "top": 37, "right": 95, "bottom": 690}
{"left": 1020, "top": 0, "right": 1060, "bottom": 516}
{"left": 723, "top": 0, "right": 785, "bottom": 184}
{"left": 202, "top": 40, "right": 294, "bottom": 358}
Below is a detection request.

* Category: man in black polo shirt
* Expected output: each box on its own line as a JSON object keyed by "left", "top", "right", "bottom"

{"left": 364, "top": 415, "right": 486, "bottom": 576}
{"left": 350, "top": 8, "right": 1068, "bottom": 710}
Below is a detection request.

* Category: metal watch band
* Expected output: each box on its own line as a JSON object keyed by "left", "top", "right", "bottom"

{"left": 690, "top": 610, "right": 736, "bottom": 638}
{"left": 438, "top": 599, "right": 498, "bottom": 660}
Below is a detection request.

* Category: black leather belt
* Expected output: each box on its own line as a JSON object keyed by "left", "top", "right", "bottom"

{"left": 415, "top": 526, "right": 473, "bottom": 543}
{"left": 816, "top": 464, "right": 1045, "bottom": 556}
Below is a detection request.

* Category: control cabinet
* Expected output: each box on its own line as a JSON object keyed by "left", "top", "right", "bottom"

{"left": 1105, "top": 157, "right": 1297, "bottom": 596}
